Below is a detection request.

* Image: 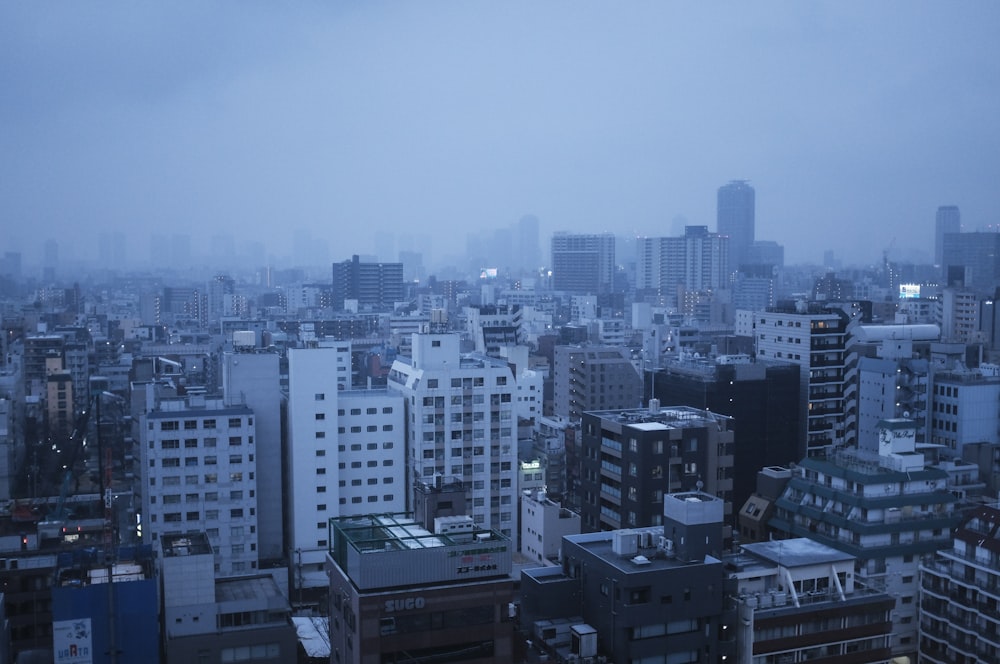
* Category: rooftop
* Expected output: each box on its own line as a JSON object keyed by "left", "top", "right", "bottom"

{"left": 161, "top": 532, "right": 213, "bottom": 557}
{"left": 585, "top": 405, "right": 731, "bottom": 430}
{"left": 742, "top": 539, "right": 854, "bottom": 569}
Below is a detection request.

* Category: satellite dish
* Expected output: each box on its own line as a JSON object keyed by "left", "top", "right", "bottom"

{"left": 902, "top": 411, "right": 910, "bottom": 418}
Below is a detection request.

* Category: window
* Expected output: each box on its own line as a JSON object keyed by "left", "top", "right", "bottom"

{"left": 161, "top": 421, "right": 179, "bottom": 431}
{"left": 229, "top": 437, "right": 242, "bottom": 446}
{"left": 204, "top": 437, "right": 217, "bottom": 447}
{"left": 315, "top": 413, "right": 325, "bottom": 420}
{"left": 427, "top": 379, "right": 438, "bottom": 388}
{"left": 204, "top": 456, "right": 217, "bottom": 465}
{"left": 315, "top": 393, "right": 325, "bottom": 401}
{"left": 162, "top": 458, "right": 180, "bottom": 468}
{"left": 161, "top": 439, "right": 180, "bottom": 450}
{"left": 231, "top": 508, "right": 244, "bottom": 518}
{"left": 203, "top": 419, "right": 216, "bottom": 429}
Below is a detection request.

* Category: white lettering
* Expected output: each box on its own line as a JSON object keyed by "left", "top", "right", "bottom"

{"left": 384, "top": 596, "right": 426, "bottom": 613}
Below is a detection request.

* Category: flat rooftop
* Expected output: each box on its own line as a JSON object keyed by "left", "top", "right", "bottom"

{"left": 742, "top": 539, "right": 854, "bottom": 568}
{"left": 331, "top": 513, "right": 504, "bottom": 554}
{"left": 563, "top": 527, "right": 721, "bottom": 575}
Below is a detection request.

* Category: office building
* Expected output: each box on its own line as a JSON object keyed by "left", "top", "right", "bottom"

{"left": 717, "top": 180, "right": 755, "bottom": 277}
{"left": 649, "top": 354, "right": 800, "bottom": 512}
{"left": 942, "top": 231, "right": 1000, "bottom": 293}
{"left": 768, "top": 421, "right": 960, "bottom": 657}
{"left": 331, "top": 254, "right": 405, "bottom": 310}
{"left": 935, "top": 287, "right": 980, "bottom": 342}
{"left": 754, "top": 301, "right": 862, "bottom": 456}
{"left": 139, "top": 395, "right": 260, "bottom": 577}
{"left": 934, "top": 204, "right": 961, "bottom": 266}
{"left": 552, "top": 344, "right": 642, "bottom": 422}
{"left": 520, "top": 492, "right": 726, "bottom": 664}
{"left": 578, "top": 405, "right": 734, "bottom": 537}
{"left": 550, "top": 233, "right": 615, "bottom": 295}
{"left": 326, "top": 513, "right": 515, "bottom": 664}
{"left": 927, "top": 368, "right": 1000, "bottom": 459}
{"left": 919, "top": 503, "right": 1000, "bottom": 663}
{"left": 286, "top": 346, "right": 406, "bottom": 591}
{"left": 388, "top": 333, "right": 519, "bottom": 538}
{"left": 517, "top": 214, "right": 541, "bottom": 274}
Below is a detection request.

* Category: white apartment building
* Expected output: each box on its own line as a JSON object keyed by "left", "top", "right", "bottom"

{"left": 286, "top": 346, "right": 406, "bottom": 590}
{"left": 388, "top": 333, "right": 519, "bottom": 538}
{"left": 755, "top": 302, "right": 861, "bottom": 456}
{"left": 520, "top": 490, "right": 581, "bottom": 565}
{"left": 140, "top": 395, "right": 259, "bottom": 576}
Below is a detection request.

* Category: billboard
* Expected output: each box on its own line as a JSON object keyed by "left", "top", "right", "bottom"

{"left": 899, "top": 284, "right": 921, "bottom": 299}
{"left": 54, "top": 618, "right": 93, "bottom": 664}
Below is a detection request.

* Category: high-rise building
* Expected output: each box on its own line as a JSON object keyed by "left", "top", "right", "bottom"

{"left": 941, "top": 231, "right": 1000, "bottom": 293}
{"left": 517, "top": 214, "right": 541, "bottom": 274}
{"left": 649, "top": 355, "right": 801, "bottom": 512}
{"left": 577, "top": 405, "right": 734, "bottom": 536}
{"left": 331, "top": 254, "right": 404, "bottom": 310}
{"left": 636, "top": 226, "right": 730, "bottom": 302}
{"left": 387, "top": 332, "right": 519, "bottom": 538}
{"left": 552, "top": 344, "right": 642, "bottom": 422}
{"left": 222, "top": 350, "right": 284, "bottom": 561}
{"left": 550, "top": 233, "right": 615, "bottom": 295}
{"left": 934, "top": 204, "right": 961, "bottom": 266}
{"left": 139, "top": 395, "right": 260, "bottom": 577}
{"left": 286, "top": 345, "right": 406, "bottom": 591}
{"left": 754, "top": 302, "right": 862, "bottom": 457}
{"left": 717, "top": 180, "right": 755, "bottom": 277}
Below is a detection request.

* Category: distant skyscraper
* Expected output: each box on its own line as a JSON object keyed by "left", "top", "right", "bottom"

{"left": 717, "top": 180, "right": 755, "bottom": 276}
{"left": 942, "top": 231, "right": 1000, "bottom": 292}
{"left": 43, "top": 238, "right": 58, "bottom": 281}
{"left": 636, "top": 226, "right": 729, "bottom": 301}
{"left": 551, "top": 232, "right": 615, "bottom": 294}
{"left": 935, "top": 205, "right": 961, "bottom": 266}
{"left": 517, "top": 214, "right": 541, "bottom": 273}
{"left": 331, "top": 254, "right": 404, "bottom": 310}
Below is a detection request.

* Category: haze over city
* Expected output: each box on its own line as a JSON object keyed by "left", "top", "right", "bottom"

{"left": 3, "top": 2, "right": 1000, "bottom": 271}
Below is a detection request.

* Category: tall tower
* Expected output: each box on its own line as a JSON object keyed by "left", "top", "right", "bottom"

{"left": 935, "top": 205, "right": 961, "bottom": 266}
{"left": 717, "top": 180, "right": 755, "bottom": 278}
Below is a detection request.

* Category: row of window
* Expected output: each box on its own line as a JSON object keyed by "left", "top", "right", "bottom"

{"left": 153, "top": 472, "right": 252, "bottom": 486}
{"left": 159, "top": 417, "right": 249, "bottom": 431}
{"left": 156, "top": 506, "right": 254, "bottom": 522}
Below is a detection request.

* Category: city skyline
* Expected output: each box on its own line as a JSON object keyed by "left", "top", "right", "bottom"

{"left": 2, "top": 4, "right": 999, "bottom": 270}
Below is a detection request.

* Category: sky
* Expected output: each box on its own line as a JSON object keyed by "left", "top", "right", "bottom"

{"left": 2, "top": 2, "right": 1000, "bottom": 271}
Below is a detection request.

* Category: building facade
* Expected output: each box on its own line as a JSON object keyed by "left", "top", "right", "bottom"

{"left": 919, "top": 504, "right": 1000, "bottom": 663}
{"left": 326, "top": 513, "right": 515, "bottom": 664}
{"left": 754, "top": 302, "right": 861, "bottom": 457}
{"left": 388, "top": 333, "right": 519, "bottom": 538}
{"left": 550, "top": 233, "right": 615, "bottom": 295}
{"left": 139, "top": 396, "right": 260, "bottom": 577}
{"left": 717, "top": 180, "right": 755, "bottom": 277}
{"left": 552, "top": 344, "right": 642, "bottom": 423}
{"left": 578, "top": 405, "right": 734, "bottom": 538}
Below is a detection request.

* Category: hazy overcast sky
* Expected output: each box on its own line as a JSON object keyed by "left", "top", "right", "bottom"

{"left": 2, "top": 2, "right": 999, "bottom": 269}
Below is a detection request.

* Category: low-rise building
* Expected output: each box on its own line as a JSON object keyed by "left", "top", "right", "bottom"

{"left": 326, "top": 513, "right": 515, "bottom": 664}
